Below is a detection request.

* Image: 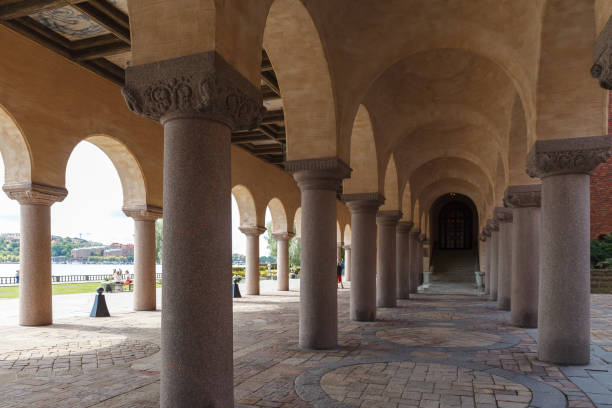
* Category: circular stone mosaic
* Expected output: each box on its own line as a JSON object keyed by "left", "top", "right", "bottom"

{"left": 321, "top": 361, "right": 532, "bottom": 407}
{"left": 376, "top": 327, "right": 502, "bottom": 348}
{"left": 0, "top": 339, "right": 159, "bottom": 373}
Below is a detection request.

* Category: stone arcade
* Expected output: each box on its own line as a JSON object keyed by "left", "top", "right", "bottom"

{"left": 0, "top": 1, "right": 611, "bottom": 407}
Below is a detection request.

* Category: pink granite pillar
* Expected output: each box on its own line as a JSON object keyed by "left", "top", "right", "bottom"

{"left": 396, "top": 221, "right": 413, "bottom": 299}
{"left": 286, "top": 158, "right": 351, "bottom": 348}
{"left": 486, "top": 219, "right": 499, "bottom": 301}
{"left": 344, "top": 245, "right": 352, "bottom": 281}
{"left": 342, "top": 194, "right": 383, "bottom": 321}
{"left": 3, "top": 183, "right": 67, "bottom": 326}
{"left": 240, "top": 226, "right": 266, "bottom": 295}
{"left": 494, "top": 207, "right": 513, "bottom": 311}
{"left": 527, "top": 135, "right": 610, "bottom": 364}
{"left": 481, "top": 228, "right": 492, "bottom": 295}
{"left": 505, "top": 184, "right": 541, "bottom": 328}
{"left": 408, "top": 229, "right": 420, "bottom": 294}
{"left": 123, "top": 52, "right": 263, "bottom": 407}
{"left": 273, "top": 232, "right": 294, "bottom": 291}
{"left": 376, "top": 211, "right": 401, "bottom": 307}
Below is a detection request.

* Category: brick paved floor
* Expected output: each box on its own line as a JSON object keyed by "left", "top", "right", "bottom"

{"left": 0, "top": 284, "right": 610, "bottom": 407}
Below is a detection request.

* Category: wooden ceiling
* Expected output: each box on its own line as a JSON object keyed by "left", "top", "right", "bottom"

{"left": 0, "top": 0, "right": 286, "bottom": 166}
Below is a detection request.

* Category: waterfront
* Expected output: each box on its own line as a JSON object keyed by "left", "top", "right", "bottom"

{"left": 0, "top": 263, "right": 162, "bottom": 278}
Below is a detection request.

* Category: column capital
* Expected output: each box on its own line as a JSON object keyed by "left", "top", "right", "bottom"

{"left": 122, "top": 205, "right": 163, "bottom": 221}
{"left": 337, "top": 241, "right": 344, "bottom": 247}
{"left": 479, "top": 232, "right": 487, "bottom": 241}
{"left": 494, "top": 207, "right": 513, "bottom": 223}
{"left": 3, "top": 182, "right": 67, "bottom": 205}
{"left": 122, "top": 51, "right": 264, "bottom": 128}
{"left": 482, "top": 227, "right": 491, "bottom": 238}
{"left": 396, "top": 221, "right": 414, "bottom": 234}
{"left": 418, "top": 234, "right": 427, "bottom": 242}
{"left": 272, "top": 232, "right": 294, "bottom": 241}
{"left": 591, "top": 17, "right": 612, "bottom": 89}
{"left": 285, "top": 157, "right": 351, "bottom": 191}
{"left": 376, "top": 210, "right": 402, "bottom": 226}
{"left": 504, "top": 184, "right": 541, "bottom": 208}
{"left": 342, "top": 192, "right": 385, "bottom": 213}
{"left": 343, "top": 245, "right": 351, "bottom": 250}
{"left": 526, "top": 135, "right": 611, "bottom": 179}
{"left": 486, "top": 218, "right": 499, "bottom": 232}
{"left": 410, "top": 228, "right": 421, "bottom": 237}
{"left": 239, "top": 226, "right": 266, "bottom": 237}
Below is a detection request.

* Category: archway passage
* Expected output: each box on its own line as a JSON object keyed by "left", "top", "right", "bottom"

{"left": 430, "top": 194, "right": 479, "bottom": 284}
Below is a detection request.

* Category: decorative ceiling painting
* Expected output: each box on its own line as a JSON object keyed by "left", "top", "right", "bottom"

{"left": 30, "top": 6, "right": 109, "bottom": 40}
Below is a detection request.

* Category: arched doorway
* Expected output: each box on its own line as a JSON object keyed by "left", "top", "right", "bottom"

{"left": 438, "top": 200, "right": 473, "bottom": 250}
{"left": 430, "top": 193, "right": 479, "bottom": 284}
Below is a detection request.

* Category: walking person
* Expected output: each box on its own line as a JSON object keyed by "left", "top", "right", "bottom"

{"left": 15, "top": 270, "right": 19, "bottom": 284}
{"left": 337, "top": 262, "right": 344, "bottom": 289}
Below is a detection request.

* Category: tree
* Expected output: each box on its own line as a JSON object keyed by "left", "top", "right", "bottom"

{"left": 265, "top": 221, "right": 278, "bottom": 259}
{"left": 289, "top": 237, "right": 300, "bottom": 267}
{"left": 155, "top": 219, "right": 163, "bottom": 264}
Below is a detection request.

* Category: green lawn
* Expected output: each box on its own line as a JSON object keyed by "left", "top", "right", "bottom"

{"left": 0, "top": 282, "right": 162, "bottom": 299}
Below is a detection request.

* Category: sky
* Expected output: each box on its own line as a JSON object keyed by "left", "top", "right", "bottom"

{"left": 0, "top": 142, "right": 271, "bottom": 256}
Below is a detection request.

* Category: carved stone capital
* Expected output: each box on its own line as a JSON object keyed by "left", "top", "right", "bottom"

{"left": 504, "top": 184, "right": 541, "bottom": 208}
{"left": 3, "top": 182, "right": 67, "bottom": 206}
{"left": 285, "top": 158, "right": 351, "bottom": 191}
{"left": 272, "top": 232, "right": 295, "bottom": 241}
{"left": 239, "top": 226, "right": 266, "bottom": 237}
{"left": 479, "top": 233, "right": 487, "bottom": 241}
{"left": 592, "top": 17, "right": 612, "bottom": 90}
{"left": 526, "top": 135, "right": 611, "bottom": 179}
{"left": 494, "top": 207, "right": 513, "bottom": 223}
{"left": 343, "top": 245, "right": 351, "bottom": 251}
{"left": 342, "top": 192, "right": 385, "bottom": 213}
{"left": 376, "top": 210, "right": 402, "bottom": 226}
{"left": 396, "top": 221, "right": 414, "bottom": 234}
{"left": 482, "top": 228, "right": 491, "bottom": 238}
{"left": 123, "top": 51, "right": 264, "bottom": 128}
{"left": 486, "top": 219, "right": 499, "bottom": 232}
{"left": 122, "top": 205, "right": 163, "bottom": 221}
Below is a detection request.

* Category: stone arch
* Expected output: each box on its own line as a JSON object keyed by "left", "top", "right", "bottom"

{"left": 344, "top": 224, "right": 352, "bottom": 246}
{"left": 344, "top": 104, "right": 378, "bottom": 194}
{"left": 232, "top": 184, "right": 258, "bottom": 227}
{"left": 69, "top": 135, "right": 148, "bottom": 209}
{"left": 263, "top": 0, "right": 338, "bottom": 160}
{"left": 0, "top": 104, "right": 32, "bottom": 185}
{"left": 536, "top": 0, "right": 607, "bottom": 141}
{"left": 419, "top": 179, "right": 487, "bottom": 224}
{"left": 507, "top": 95, "right": 534, "bottom": 185}
{"left": 400, "top": 181, "right": 412, "bottom": 221}
{"left": 413, "top": 199, "right": 421, "bottom": 230}
{"left": 380, "top": 154, "right": 399, "bottom": 211}
{"left": 267, "top": 197, "right": 288, "bottom": 233}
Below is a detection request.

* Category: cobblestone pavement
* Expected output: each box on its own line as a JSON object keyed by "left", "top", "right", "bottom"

{"left": 0, "top": 285, "right": 610, "bottom": 407}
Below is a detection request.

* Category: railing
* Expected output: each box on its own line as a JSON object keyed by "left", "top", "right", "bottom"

{"left": 0, "top": 272, "right": 164, "bottom": 286}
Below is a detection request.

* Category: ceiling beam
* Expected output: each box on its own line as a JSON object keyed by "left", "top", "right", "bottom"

{"left": 73, "top": 0, "right": 130, "bottom": 44}
{"left": 74, "top": 41, "right": 129, "bottom": 60}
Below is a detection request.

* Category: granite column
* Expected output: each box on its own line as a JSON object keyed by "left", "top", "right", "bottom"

{"left": 494, "top": 207, "right": 513, "bottom": 311}
{"left": 527, "top": 135, "right": 610, "bottom": 364}
{"left": 408, "top": 229, "right": 420, "bottom": 294}
{"left": 286, "top": 158, "right": 350, "bottom": 348}
{"left": 376, "top": 211, "right": 401, "bottom": 307}
{"left": 123, "top": 52, "right": 264, "bottom": 406}
{"left": 240, "top": 226, "right": 266, "bottom": 295}
{"left": 505, "top": 184, "right": 541, "bottom": 328}
{"left": 273, "top": 232, "right": 293, "bottom": 291}
{"left": 344, "top": 245, "right": 352, "bottom": 281}
{"left": 3, "top": 183, "right": 67, "bottom": 326}
{"left": 343, "top": 194, "right": 383, "bottom": 321}
{"left": 487, "top": 219, "right": 500, "bottom": 301}
{"left": 396, "top": 221, "right": 413, "bottom": 299}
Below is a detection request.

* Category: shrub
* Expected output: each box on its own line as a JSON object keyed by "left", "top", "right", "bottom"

{"left": 591, "top": 233, "right": 612, "bottom": 268}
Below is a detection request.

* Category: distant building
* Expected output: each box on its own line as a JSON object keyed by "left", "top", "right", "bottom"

{"left": 70, "top": 246, "right": 106, "bottom": 261}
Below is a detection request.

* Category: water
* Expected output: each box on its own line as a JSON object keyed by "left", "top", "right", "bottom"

{"left": 0, "top": 263, "right": 163, "bottom": 277}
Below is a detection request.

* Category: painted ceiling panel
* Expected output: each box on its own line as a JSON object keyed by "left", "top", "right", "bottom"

{"left": 30, "top": 6, "right": 109, "bottom": 41}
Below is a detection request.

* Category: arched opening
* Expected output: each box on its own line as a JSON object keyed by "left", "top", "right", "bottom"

{"left": 429, "top": 193, "right": 479, "bottom": 284}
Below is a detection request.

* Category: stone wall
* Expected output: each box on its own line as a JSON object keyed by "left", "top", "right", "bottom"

{"left": 592, "top": 269, "right": 612, "bottom": 294}
{"left": 590, "top": 92, "right": 612, "bottom": 239}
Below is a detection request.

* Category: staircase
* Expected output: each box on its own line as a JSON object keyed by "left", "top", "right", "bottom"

{"left": 430, "top": 250, "right": 478, "bottom": 283}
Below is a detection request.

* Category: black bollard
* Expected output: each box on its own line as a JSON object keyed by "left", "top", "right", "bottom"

{"left": 91, "top": 287, "right": 111, "bottom": 317}
{"left": 232, "top": 278, "right": 242, "bottom": 298}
